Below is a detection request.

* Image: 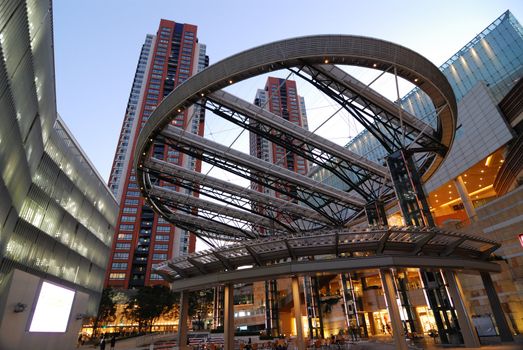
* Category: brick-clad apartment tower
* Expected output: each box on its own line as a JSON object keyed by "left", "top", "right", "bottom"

{"left": 105, "top": 20, "right": 208, "bottom": 288}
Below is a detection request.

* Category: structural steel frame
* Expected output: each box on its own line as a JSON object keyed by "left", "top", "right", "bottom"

{"left": 154, "top": 226, "right": 500, "bottom": 291}
{"left": 135, "top": 34, "right": 457, "bottom": 242}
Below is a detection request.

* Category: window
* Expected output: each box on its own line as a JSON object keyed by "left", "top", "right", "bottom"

{"left": 121, "top": 216, "right": 136, "bottom": 222}
{"left": 119, "top": 224, "right": 134, "bottom": 231}
{"left": 112, "top": 262, "right": 128, "bottom": 270}
{"left": 113, "top": 252, "right": 129, "bottom": 260}
{"left": 109, "top": 273, "right": 126, "bottom": 280}
{"left": 155, "top": 244, "right": 168, "bottom": 251}
{"left": 116, "top": 242, "right": 131, "bottom": 250}
{"left": 117, "top": 233, "right": 132, "bottom": 240}
{"left": 123, "top": 207, "right": 137, "bottom": 214}
{"left": 127, "top": 191, "right": 140, "bottom": 197}
{"left": 156, "top": 235, "right": 169, "bottom": 241}
{"left": 150, "top": 273, "right": 163, "bottom": 280}
{"left": 152, "top": 253, "right": 167, "bottom": 260}
{"left": 156, "top": 226, "right": 170, "bottom": 232}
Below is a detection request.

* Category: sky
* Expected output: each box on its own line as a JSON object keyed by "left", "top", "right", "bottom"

{"left": 53, "top": 0, "right": 523, "bottom": 182}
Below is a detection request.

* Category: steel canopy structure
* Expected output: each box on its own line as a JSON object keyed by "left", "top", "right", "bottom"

{"left": 154, "top": 226, "right": 500, "bottom": 291}
{"left": 135, "top": 35, "right": 458, "bottom": 243}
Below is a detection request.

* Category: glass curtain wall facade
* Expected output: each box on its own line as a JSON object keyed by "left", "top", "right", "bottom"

{"left": 105, "top": 20, "right": 209, "bottom": 289}
{"left": 0, "top": 0, "right": 118, "bottom": 317}
{"left": 311, "top": 10, "right": 523, "bottom": 183}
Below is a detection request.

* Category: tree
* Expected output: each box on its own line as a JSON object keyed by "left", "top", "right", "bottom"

{"left": 188, "top": 289, "right": 214, "bottom": 330}
{"left": 92, "top": 288, "right": 117, "bottom": 336}
{"left": 125, "top": 285, "right": 177, "bottom": 333}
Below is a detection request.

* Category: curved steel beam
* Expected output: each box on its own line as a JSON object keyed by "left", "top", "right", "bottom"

{"left": 159, "top": 256, "right": 500, "bottom": 291}
{"left": 154, "top": 226, "right": 499, "bottom": 285}
{"left": 136, "top": 35, "right": 457, "bottom": 191}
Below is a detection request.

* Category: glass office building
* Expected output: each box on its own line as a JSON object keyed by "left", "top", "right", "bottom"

{"left": 311, "top": 9, "right": 523, "bottom": 334}
{"left": 310, "top": 10, "right": 523, "bottom": 169}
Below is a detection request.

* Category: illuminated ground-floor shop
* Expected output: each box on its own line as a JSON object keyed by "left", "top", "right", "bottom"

{"left": 155, "top": 226, "right": 512, "bottom": 350}
{"left": 202, "top": 266, "right": 506, "bottom": 345}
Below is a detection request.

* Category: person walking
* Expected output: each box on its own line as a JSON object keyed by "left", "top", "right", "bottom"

{"left": 110, "top": 335, "right": 116, "bottom": 349}
{"left": 99, "top": 335, "right": 106, "bottom": 350}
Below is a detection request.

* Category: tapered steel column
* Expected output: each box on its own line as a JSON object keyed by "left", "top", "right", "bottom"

{"left": 224, "top": 284, "right": 235, "bottom": 350}
{"left": 480, "top": 272, "right": 513, "bottom": 342}
{"left": 178, "top": 290, "right": 189, "bottom": 350}
{"left": 444, "top": 270, "right": 481, "bottom": 348}
{"left": 292, "top": 277, "right": 305, "bottom": 350}
{"left": 380, "top": 269, "right": 408, "bottom": 350}
{"left": 454, "top": 176, "right": 476, "bottom": 219}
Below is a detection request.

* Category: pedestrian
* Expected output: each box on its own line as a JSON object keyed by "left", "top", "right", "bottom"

{"left": 77, "top": 333, "right": 83, "bottom": 348}
{"left": 100, "top": 335, "right": 106, "bottom": 350}
{"left": 110, "top": 335, "right": 116, "bottom": 349}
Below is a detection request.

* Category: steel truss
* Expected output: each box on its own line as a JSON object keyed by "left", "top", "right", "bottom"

{"left": 289, "top": 64, "right": 447, "bottom": 162}
{"left": 202, "top": 90, "right": 390, "bottom": 201}
{"left": 159, "top": 125, "right": 366, "bottom": 225}
{"left": 144, "top": 158, "right": 331, "bottom": 231}
{"left": 149, "top": 185, "right": 290, "bottom": 236}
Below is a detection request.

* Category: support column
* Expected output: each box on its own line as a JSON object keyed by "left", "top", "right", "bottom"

{"left": 292, "top": 277, "right": 305, "bottom": 350}
{"left": 380, "top": 269, "right": 408, "bottom": 350}
{"left": 365, "top": 200, "right": 388, "bottom": 227}
{"left": 213, "top": 286, "right": 224, "bottom": 330}
{"left": 387, "top": 149, "right": 460, "bottom": 344}
{"left": 480, "top": 272, "right": 513, "bottom": 342}
{"left": 224, "top": 284, "right": 235, "bottom": 350}
{"left": 394, "top": 269, "right": 418, "bottom": 334}
{"left": 386, "top": 149, "right": 434, "bottom": 227}
{"left": 454, "top": 176, "right": 476, "bottom": 219}
{"left": 443, "top": 270, "right": 481, "bottom": 348}
{"left": 178, "top": 290, "right": 189, "bottom": 350}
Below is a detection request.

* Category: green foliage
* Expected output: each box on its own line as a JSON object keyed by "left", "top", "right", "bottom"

{"left": 125, "top": 285, "right": 177, "bottom": 333}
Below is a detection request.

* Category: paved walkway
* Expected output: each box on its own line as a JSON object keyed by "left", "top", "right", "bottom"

{"left": 75, "top": 334, "right": 523, "bottom": 350}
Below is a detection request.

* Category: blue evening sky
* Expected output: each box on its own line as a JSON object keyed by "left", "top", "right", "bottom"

{"left": 53, "top": 0, "right": 523, "bottom": 182}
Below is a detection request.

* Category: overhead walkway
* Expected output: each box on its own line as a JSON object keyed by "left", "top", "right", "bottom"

{"left": 159, "top": 125, "right": 366, "bottom": 224}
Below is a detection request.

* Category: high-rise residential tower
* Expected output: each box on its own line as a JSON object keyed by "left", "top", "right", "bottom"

{"left": 251, "top": 77, "right": 309, "bottom": 194}
{"left": 105, "top": 20, "right": 208, "bottom": 289}
{"left": 249, "top": 77, "right": 310, "bottom": 336}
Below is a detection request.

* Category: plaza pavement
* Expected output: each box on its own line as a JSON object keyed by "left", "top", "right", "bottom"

{"left": 75, "top": 334, "right": 523, "bottom": 350}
